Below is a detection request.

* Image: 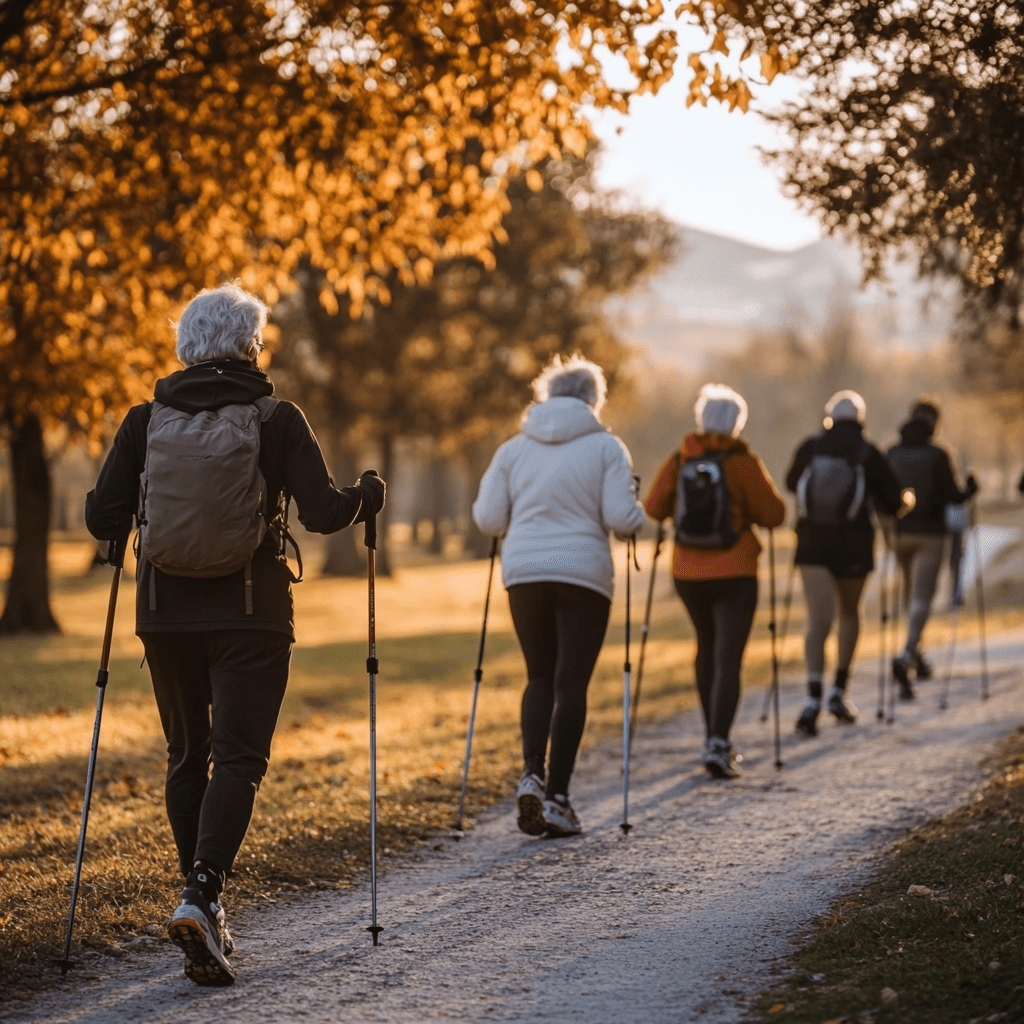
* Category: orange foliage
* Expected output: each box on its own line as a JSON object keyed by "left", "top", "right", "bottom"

{"left": 0, "top": 1, "right": 792, "bottom": 437}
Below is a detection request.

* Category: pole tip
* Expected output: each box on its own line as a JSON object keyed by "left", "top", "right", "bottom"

{"left": 758, "top": 713, "right": 768, "bottom": 723}
{"left": 367, "top": 925, "right": 383, "bottom": 946}
{"left": 619, "top": 822, "right": 633, "bottom": 835}
{"left": 52, "top": 959, "right": 76, "bottom": 975}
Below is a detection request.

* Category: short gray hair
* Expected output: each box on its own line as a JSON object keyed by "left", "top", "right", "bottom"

{"left": 175, "top": 284, "right": 269, "bottom": 366}
{"left": 824, "top": 389, "right": 866, "bottom": 427}
{"left": 531, "top": 354, "right": 607, "bottom": 413}
{"left": 695, "top": 383, "right": 748, "bottom": 436}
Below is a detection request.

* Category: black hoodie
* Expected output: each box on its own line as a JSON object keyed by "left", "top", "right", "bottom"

{"left": 886, "top": 419, "right": 974, "bottom": 536}
{"left": 86, "top": 360, "right": 366, "bottom": 638}
{"left": 785, "top": 420, "right": 903, "bottom": 577}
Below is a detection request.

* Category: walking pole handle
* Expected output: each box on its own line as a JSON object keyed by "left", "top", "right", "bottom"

{"left": 361, "top": 470, "right": 379, "bottom": 552}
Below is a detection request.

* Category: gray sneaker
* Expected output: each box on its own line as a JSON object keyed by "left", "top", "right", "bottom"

{"left": 167, "top": 871, "right": 235, "bottom": 987}
{"left": 542, "top": 797, "right": 582, "bottom": 837}
{"left": 703, "top": 737, "right": 742, "bottom": 779}
{"left": 515, "top": 772, "right": 546, "bottom": 836}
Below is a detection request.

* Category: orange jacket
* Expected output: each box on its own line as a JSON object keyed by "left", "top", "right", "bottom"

{"left": 644, "top": 433, "right": 786, "bottom": 580}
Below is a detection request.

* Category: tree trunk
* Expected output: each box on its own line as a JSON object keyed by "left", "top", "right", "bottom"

{"left": 0, "top": 413, "right": 60, "bottom": 634}
{"left": 321, "top": 442, "right": 366, "bottom": 577}
{"left": 428, "top": 454, "right": 449, "bottom": 555}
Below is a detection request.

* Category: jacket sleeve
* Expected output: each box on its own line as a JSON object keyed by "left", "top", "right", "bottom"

{"left": 785, "top": 437, "right": 815, "bottom": 493}
{"left": 85, "top": 404, "right": 149, "bottom": 542}
{"left": 866, "top": 443, "right": 903, "bottom": 516}
{"left": 741, "top": 454, "right": 787, "bottom": 528}
{"left": 643, "top": 454, "right": 678, "bottom": 522}
{"left": 278, "top": 404, "right": 365, "bottom": 533}
{"left": 938, "top": 446, "right": 974, "bottom": 505}
{"left": 472, "top": 443, "right": 512, "bottom": 536}
{"left": 601, "top": 436, "right": 647, "bottom": 537}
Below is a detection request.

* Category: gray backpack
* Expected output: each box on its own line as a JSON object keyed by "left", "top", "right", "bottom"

{"left": 139, "top": 398, "right": 279, "bottom": 603}
{"left": 796, "top": 439, "right": 868, "bottom": 526}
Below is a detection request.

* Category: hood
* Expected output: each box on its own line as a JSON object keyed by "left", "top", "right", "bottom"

{"left": 520, "top": 397, "right": 608, "bottom": 444}
{"left": 899, "top": 419, "right": 934, "bottom": 447}
{"left": 682, "top": 432, "right": 751, "bottom": 458}
{"left": 154, "top": 360, "right": 275, "bottom": 413}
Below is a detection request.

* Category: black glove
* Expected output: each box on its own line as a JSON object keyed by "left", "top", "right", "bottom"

{"left": 966, "top": 473, "right": 979, "bottom": 499}
{"left": 357, "top": 470, "right": 386, "bottom": 517}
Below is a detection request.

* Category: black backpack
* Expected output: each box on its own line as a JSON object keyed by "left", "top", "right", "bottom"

{"left": 886, "top": 445, "right": 942, "bottom": 521}
{"left": 673, "top": 450, "right": 740, "bottom": 550}
{"left": 796, "top": 438, "right": 869, "bottom": 526}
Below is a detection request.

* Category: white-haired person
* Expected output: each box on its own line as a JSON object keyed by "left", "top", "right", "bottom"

{"left": 784, "top": 389, "right": 903, "bottom": 736}
{"left": 644, "top": 384, "right": 786, "bottom": 779}
{"left": 472, "top": 354, "right": 646, "bottom": 837}
{"left": 85, "top": 283, "right": 385, "bottom": 986}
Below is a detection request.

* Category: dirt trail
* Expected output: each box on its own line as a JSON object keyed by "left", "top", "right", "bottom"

{"left": 10, "top": 630, "right": 1023, "bottom": 1024}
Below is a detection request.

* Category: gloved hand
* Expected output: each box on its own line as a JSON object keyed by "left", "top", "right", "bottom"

{"left": 357, "top": 470, "right": 386, "bottom": 516}
{"left": 965, "top": 473, "right": 979, "bottom": 499}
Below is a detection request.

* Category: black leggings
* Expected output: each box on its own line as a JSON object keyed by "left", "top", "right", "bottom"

{"left": 141, "top": 629, "right": 292, "bottom": 877}
{"left": 507, "top": 582, "right": 611, "bottom": 798}
{"left": 674, "top": 576, "right": 758, "bottom": 742}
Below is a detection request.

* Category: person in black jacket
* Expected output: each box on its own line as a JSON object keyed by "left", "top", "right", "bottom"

{"left": 887, "top": 399, "right": 977, "bottom": 697}
{"left": 86, "top": 284, "right": 385, "bottom": 987}
{"left": 785, "top": 390, "right": 904, "bottom": 736}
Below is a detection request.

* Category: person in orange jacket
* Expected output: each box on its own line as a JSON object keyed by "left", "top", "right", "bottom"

{"left": 644, "top": 384, "right": 786, "bottom": 778}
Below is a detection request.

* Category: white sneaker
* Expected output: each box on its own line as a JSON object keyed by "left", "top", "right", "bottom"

{"left": 515, "top": 772, "right": 546, "bottom": 835}
{"left": 542, "top": 797, "right": 582, "bottom": 837}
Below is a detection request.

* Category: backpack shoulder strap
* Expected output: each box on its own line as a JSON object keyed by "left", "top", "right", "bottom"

{"left": 254, "top": 396, "right": 280, "bottom": 422}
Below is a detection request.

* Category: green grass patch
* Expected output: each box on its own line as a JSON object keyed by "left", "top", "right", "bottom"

{"left": 754, "top": 726, "right": 1024, "bottom": 1024}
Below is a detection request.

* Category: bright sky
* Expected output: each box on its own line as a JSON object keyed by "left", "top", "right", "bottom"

{"left": 586, "top": 31, "right": 824, "bottom": 252}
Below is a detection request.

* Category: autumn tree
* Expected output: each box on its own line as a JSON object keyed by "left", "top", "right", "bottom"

{"left": 745, "top": 1, "right": 1024, "bottom": 390}
{"left": 272, "top": 149, "right": 678, "bottom": 570}
{"left": 0, "top": 0, "right": 687, "bottom": 631}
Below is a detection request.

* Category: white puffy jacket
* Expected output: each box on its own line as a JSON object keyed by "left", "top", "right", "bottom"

{"left": 472, "top": 397, "right": 647, "bottom": 600}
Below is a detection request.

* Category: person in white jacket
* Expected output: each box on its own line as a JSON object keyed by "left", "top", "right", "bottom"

{"left": 472, "top": 354, "right": 646, "bottom": 837}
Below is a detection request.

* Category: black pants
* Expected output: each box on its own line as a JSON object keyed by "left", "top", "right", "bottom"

{"left": 674, "top": 576, "right": 758, "bottom": 742}
{"left": 507, "top": 582, "right": 611, "bottom": 798}
{"left": 141, "top": 630, "right": 292, "bottom": 877}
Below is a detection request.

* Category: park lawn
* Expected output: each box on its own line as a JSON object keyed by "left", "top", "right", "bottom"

{"left": 0, "top": 532, "right": 1019, "bottom": 997}
{"left": 753, "top": 725, "right": 1024, "bottom": 1024}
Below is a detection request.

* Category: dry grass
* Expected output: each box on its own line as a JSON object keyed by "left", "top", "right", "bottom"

{"left": 2, "top": 531, "right": 1021, "bottom": 1000}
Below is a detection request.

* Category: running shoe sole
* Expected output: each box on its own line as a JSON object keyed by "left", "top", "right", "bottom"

{"left": 704, "top": 757, "right": 741, "bottom": 779}
{"left": 828, "top": 698, "right": 857, "bottom": 724}
{"left": 516, "top": 792, "right": 546, "bottom": 836}
{"left": 168, "top": 915, "right": 235, "bottom": 987}
{"left": 795, "top": 717, "right": 818, "bottom": 736}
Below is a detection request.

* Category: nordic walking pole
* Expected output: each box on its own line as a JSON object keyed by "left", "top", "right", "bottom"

{"left": 760, "top": 554, "right": 796, "bottom": 723}
{"left": 939, "top": 588, "right": 961, "bottom": 711}
{"left": 887, "top": 557, "right": 902, "bottom": 726}
{"left": 768, "top": 529, "right": 783, "bottom": 770}
{"left": 620, "top": 535, "right": 638, "bottom": 835}
{"left": 453, "top": 536, "right": 499, "bottom": 833}
{"left": 54, "top": 537, "right": 126, "bottom": 975}
{"left": 971, "top": 510, "right": 990, "bottom": 701}
{"left": 363, "top": 473, "right": 383, "bottom": 946}
{"left": 876, "top": 540, "right": 890, "bottom": 722}
{"left": 629, "top": 522, "right": 664, "bottom": 745}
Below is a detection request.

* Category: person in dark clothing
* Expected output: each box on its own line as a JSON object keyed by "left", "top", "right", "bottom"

{"left": 785, "top": 390, "right": 904, "bottom": 736}
{"left": 887, "top": 399, "right": 977, "bottom": 696}
{"left": 86, "top": 284, "right": 385, "bottom": 987}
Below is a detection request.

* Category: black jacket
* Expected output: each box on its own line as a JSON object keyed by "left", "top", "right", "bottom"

{"left": 785, "top": 420, "right": 903, "bottom": 577}
{"left": 86, "top": 360, "right": 366, "bottom": 639}
{"left": 887, "top": 420, "right": 975, "bottom": 536}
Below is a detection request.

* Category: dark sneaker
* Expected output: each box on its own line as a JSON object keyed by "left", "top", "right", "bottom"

{"left": 912, "top": 651, "right": 933, "bottom": 680}
{"left": 167, "top": 872, "right": 235, "bottom": 987}
{"left": 827, "top": 687, "right": 857, "bottom": 724}
{"left": 542, "top": 797, "right": 582, "bottom": 837}
{"left": 515, "top": 772, "right": 546, "bottom": 836}
{"left": 703, "top": 737, "right": 742, "bottom": 779}
{"left": 892, "top": 657, "right": 915, "bottom": 700}
{"left": 796, "top": 698, "right": 820, "bottom": 736}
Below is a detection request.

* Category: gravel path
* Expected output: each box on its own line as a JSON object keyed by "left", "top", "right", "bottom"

{"left": 10, "top": 630, "right": 1023, "bottom": 1024}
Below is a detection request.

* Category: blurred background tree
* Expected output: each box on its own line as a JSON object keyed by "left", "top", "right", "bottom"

{"left": 271, "top": 150, "right": 678, "bottom": 573}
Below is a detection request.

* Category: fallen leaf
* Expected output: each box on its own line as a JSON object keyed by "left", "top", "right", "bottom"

{"left": 1004, "top": 874, "right": 1015, "bottom": 886}
{"left": 881, "top": 986, "right": 899, "bottom": 1005}
{"left": 767, "top": 1003, "right": 786, "bottom": 1014}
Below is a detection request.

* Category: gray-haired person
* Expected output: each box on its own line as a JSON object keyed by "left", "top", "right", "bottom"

{"left": 86, "top": 283, "right": 385, "bottom": 986}
{"left": 785, "top": 390, "right": 903, "bottom": 735}
{"left": 472, "top": 354, "right": 646, "bottom": 836}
